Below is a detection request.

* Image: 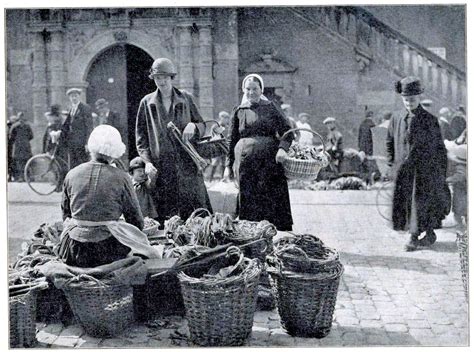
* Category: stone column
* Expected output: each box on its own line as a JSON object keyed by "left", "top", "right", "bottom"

{"left": 31, "top": 31, "right": 48, "bottom": 124}
{"left": 48, "top": 30, "right": 66, "bottom": 107}
{"left": 198, "top": 24, "right": 214, "bottom": 119}
{"left": 178, "top": 25, "right": 194, "bottom": 93}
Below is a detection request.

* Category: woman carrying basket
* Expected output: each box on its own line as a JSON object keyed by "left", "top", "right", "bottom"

{"left": 224, "top": 74, "right": 294, "bottom": 231}
{"left": 58, "top": 125, "right": 160, "bottom": 267}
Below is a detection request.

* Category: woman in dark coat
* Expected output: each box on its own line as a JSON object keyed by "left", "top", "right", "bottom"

{"left": 135, "top": 58, "right": 212, "bottom": 225}
{"left": 387, "top": 76, "right": 451, "bottom": 251}
{"left": 224, "top": 74, "right": 294, "bottom": 231}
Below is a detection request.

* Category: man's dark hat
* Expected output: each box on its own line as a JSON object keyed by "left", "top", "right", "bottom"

{"left": 395, "top": 76, "right": 424, "bottom": 96}
{"left": 45, "top": 104, "right": 62, "bottom": 117}
{"left": 129, "top": 156, "right": 146, "bottom": 172}
{"left": 95, "top": 98, "right": 108, "bottom": 108}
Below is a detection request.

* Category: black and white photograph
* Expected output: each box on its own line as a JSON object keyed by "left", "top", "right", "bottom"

{"left": 4, "top": 1, "right": 469, "bottom": 348}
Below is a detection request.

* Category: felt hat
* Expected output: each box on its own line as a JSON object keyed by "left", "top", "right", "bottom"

{"left": 323, "top": 117, "right": 336, "bottom": 124}
{"left": 66, "top": 87, "right": 82, "bottom": 96}
{"left": 149, "top": 58, "right": 177, "bottom": 79}
{"left": 395, "top": 76, "right": 424, "bottom": 96}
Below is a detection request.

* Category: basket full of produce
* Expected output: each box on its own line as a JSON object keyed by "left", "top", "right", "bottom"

{"left": 177, "top": 247, "right": 261, "bottom": 346}
{"left": 281, "top": 128, "right": 330, "bottom": 181}
{"left": 267, "top": 234, "right": 343, "bottom": 338}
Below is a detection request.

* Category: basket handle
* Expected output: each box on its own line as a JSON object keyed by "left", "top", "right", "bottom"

{"left": 280, "top": 128, "right": 326, "bottom": 151}
{"left": 187, "top": 208, "right": 211, "bottom": 221}
{"left": 275, "top": 245, "right": 311, "bottom": 262}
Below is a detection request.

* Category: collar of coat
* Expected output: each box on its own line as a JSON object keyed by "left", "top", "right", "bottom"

{"left": 238, "top": 98, "right": 272, "bottom": 109}
{"left": 149, "top": 87, "right": 187, "bottom": 109}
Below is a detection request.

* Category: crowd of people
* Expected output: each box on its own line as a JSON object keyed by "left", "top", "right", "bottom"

{"left": 6, "top": 56, "right": 467, "bottom": 263}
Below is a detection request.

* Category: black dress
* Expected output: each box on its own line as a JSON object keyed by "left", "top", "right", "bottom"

{"left": 228, "top": 99, "right": 294, "bottom": 231}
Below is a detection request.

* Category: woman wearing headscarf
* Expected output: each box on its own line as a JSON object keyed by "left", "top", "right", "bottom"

{"left": 224, "top": 74, "right": 294, "bottom": 231}
{"left": 58, "top": 125, "right": 160, "bottom": 267}
{"left": 135, "top": 58, "right": 212, "bottom": 226}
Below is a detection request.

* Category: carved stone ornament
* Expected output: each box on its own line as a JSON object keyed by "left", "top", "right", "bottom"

{"left": 67, "top": 29, "right": 96, "bottom": 59}
{"left": 244, "top": 51, "right": 297, "bottom": 74}
{"left": 355, "top": 47, "right": 372, "bottom": 73}
{"left": 113, "top": 31, "right": 128, "bottom": 42}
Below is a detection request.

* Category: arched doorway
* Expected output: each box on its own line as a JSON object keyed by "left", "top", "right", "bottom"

{"left": 86, "top": 44, "right": 155, "bottom": 160}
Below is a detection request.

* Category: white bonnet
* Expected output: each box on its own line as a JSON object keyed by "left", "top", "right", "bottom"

{"left": 87, "top": 125, "right": 126, "bottom": 159}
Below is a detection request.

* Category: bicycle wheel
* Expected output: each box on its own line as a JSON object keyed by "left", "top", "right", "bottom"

{"left": 375, "top": 181, "right": 394, "bottom": 223}
{"left": 24, "top": 154, "right": 62, "bottom": 195}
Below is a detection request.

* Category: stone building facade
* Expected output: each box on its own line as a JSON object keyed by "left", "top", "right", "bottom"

{"left": 6, "top": 7, "right": 466, "bottom": 155}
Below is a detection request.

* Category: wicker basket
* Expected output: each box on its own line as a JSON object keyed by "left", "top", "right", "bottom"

{"left": 10, "top": 291, "right": 37, "bottom": 348}
{"left": 280, "top": 128, "right": 327, "bottom": 181}
{"left": 177, "top": 258, "right": 261, "bottom": 346}
{"left": 62, "top": 276, "right": 134, "bottom": 337}
{"left": 456, "top": 229, "right": 468, "bottom": 298}
{"left": 268, "top": 265, "right": 343, "bottom": 338}
{"left": 268, "top": 234, "right": 344, "bottom": 338}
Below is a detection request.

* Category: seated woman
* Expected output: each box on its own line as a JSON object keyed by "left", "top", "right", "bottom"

{"left": 58, "top": 125, "right": 159, "bottom": 268}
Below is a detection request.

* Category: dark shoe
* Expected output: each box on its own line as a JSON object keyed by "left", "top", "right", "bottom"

{"left": 405, "top": 234, "right": 420, "bottom": 252}
{"left": 419, "top": 230, "right": 437, "bottom": 246}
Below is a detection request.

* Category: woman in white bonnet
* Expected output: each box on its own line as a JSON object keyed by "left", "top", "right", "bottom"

{"left": 58, "top": 125, "right": 159, "bottom": 267}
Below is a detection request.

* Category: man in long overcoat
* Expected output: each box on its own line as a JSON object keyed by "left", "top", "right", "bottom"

{"left": 60, "top": 88, "right": 93, "bottom": 169}
{"left": 387, "top": 76, "right": 451, "bottom": 251}
{"left": 135, "top": 58, "right": 212, "bottom": 226}
{"left": 9, "top": 112, "right": 33, "bottom": 181}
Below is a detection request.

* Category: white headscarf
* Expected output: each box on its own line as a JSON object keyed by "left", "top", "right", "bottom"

{"left": 87, "top": 125, "right": 126, "bottom": 159}
{"left": 240, "top": 73, "right": 269, "bottom": 106}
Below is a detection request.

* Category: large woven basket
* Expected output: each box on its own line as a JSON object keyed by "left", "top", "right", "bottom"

{"left": 10, "top": 291, "right": 37, "bottom": 348}
{"left": 177, "top": 258, "right": 261, "bottom": 346}
{"left": 280, "top": 128, "right": 327, "bottom": 181}
{"left": 268, "top": 234, "right": 344, "bottom": 338}
{"left": 456, "top": 229, "right": 468, "bottom": 298}
{"left": 62, "top": 276, "right": 134, "bottom": 337}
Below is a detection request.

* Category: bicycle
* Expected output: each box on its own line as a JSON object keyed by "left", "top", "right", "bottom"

{"left": 24, "top": 144, "right": 127, "bottom": 196}
{"left": 370, "top": 156, "right": 394, "bottom": 223}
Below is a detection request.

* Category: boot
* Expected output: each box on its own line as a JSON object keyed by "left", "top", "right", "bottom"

{"left": 405, "top": 233, "right": 420, "bottom": 252}
{"left": 419, "top": 229, "right": 437, "bottom": 246}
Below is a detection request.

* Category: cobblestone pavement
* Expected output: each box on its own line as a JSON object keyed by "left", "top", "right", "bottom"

{"left": 7, "top": 184, "right": 469, "bottom": 347}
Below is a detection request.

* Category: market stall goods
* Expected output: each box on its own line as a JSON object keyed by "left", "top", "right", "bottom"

{"left": 178, "top": 247, "right": 261, "bottom": 346}
{"left": 267, "top": 234, "right": 344, "bottom": 338}
{"left": 281, "top": 128, "right": 330, "bottom": 181}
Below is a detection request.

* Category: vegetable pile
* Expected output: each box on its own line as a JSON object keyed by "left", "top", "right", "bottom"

{"left": 287, "top": 143, "right": 330, "bottom": 167}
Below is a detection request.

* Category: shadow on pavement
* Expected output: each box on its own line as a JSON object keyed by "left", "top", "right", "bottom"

{"left": 429, "top": 241, "right": 459, "bottom": 253}
{"left": 329, "top": 325, "right": 421, "bottom": 346}
{"left": 338, "top": 252, "right": 440, "bottom": 273}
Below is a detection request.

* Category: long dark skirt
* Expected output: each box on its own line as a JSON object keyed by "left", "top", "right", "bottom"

{"left": 58, "top": 233, "right": 131, "bottom": 268}
{"left": 233, "top": 136, "right": 293, "bottom": 231}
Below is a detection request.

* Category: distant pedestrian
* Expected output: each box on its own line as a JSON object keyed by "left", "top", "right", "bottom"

{"left": 296, "top": 113, "right": 313, "bottom": 146}
{"left": 387, "top": 76, "right": 451, "bottom": 251}
{"left": 358, "top": 110, "right": 376, "bottom": 156}
{"left": 93, "top": 98, "right": 120, "bottom": 129}
{"left": 42, "top": 104, "right": 64, "bottom": 154}
{"left": 9, "top": 112, "right": 33, "bottom": 182}
{"left": 438, "top": 107, "right": 453, "bottom": 140}
{"left": 7, "top": 113, "right": 18, "bottom": 181}
{"left": 60, "top": 88, "right": 93, "bottom": 169}
{"left": 445, "top": 139, "right": 467, "bottom": 228}
{"left": 208, "top": 111, "right": 230, "bottom": 181}
{"left": 323, "top": 117, "right": 344, "bottom": 171}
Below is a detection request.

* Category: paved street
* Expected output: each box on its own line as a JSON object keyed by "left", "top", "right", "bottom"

{"left": 7, "top": 182, "right": 469, "bottom": 347}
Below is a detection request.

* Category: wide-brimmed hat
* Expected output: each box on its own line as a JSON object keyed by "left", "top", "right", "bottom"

{"left": 66, "top": 87, "right": 82, "bottom": 96}
{"left": 87, "top": 125, "right": 126, "bottom": 159}
{"left": 323, "top": 117, "right": 336, "bottom": 124}
{"left": 129, "top": 156, "right": 146, "bottom": 172}
{"left": 44, "top": 104, "right": 62, "bottom": 117}
{"left": 395, "top": 76, "right": 424, "bottom": 96}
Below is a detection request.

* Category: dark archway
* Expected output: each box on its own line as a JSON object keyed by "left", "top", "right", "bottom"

{"left": 86, "top": 44, "right": 155, "bottom": 161}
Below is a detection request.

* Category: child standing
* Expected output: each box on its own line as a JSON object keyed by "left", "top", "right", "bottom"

{"left": 129, "top": 156, "right": 158, "bottom": 219}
